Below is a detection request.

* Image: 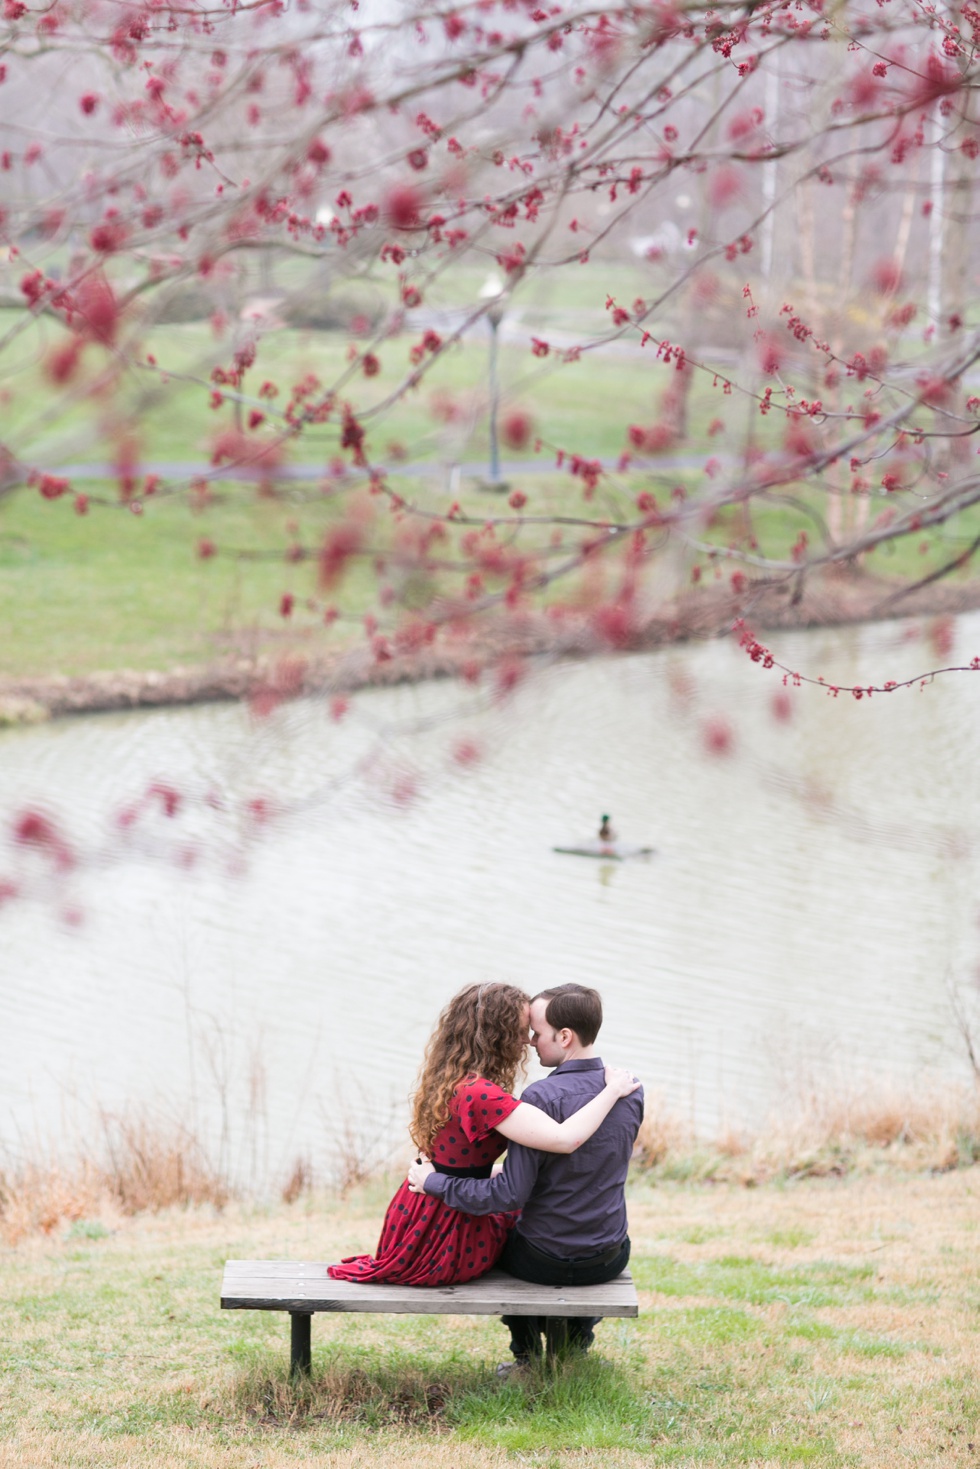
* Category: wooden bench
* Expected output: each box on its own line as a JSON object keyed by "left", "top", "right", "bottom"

{"left": 221, "top": 1260, "right": 639, "bottom": 1376}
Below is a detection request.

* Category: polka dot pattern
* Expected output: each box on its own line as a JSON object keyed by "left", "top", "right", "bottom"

{"left": 327, "top": 1077, "right": 520, "bottom": 1286}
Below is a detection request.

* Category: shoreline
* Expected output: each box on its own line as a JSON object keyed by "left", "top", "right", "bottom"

{"left": 4, "top": 1070, "right": 980, "bottom": 1247}
{"left": 4, "top": 567, "right": 980, "bottom": 725}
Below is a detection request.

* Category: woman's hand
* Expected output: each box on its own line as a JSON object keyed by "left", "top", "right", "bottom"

{"left": 497, "top": 1068, "right": 642, "bottom": 1155}
{"left": 604, "top": 1066, "right": 641, "bottom": 1098}
{"left": 407, "top": 1155, "right": 434, "bottom": 1194}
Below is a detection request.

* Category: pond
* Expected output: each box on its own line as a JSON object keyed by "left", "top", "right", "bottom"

{"left": 2, "top": 612, "right": 979, "bottom": 1187}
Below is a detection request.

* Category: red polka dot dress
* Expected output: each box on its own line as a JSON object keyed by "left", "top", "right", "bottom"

{"left": 327, "top": 1078, "right": 521, "bottom": 1286}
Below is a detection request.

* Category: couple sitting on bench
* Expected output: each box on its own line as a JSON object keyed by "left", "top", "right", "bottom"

{"left": 328, "top": 981, "right": 643, "bottom": 1368}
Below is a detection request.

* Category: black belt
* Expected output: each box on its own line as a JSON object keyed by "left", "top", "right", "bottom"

{"left": 431, "top": 1161, "right": 494, "bottom": 1179}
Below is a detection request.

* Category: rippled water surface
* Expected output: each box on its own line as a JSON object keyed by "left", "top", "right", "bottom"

{"left": 3, "top": 613, "right": 980, "bottom": 1183}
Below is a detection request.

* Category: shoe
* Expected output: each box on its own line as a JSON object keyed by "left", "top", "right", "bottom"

{"left": 495, "top": 1358, "right": 531, "bottom": 1380}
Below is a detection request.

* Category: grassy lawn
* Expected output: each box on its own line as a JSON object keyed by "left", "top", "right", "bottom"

{"left": 4, "top": 317, "right": 706, "bottom": 467}
{"left": 3, "top": 464, "right": 978, "bottom": 683}
{"left": 2, "top": 1170, "right": 980, "bottom": 1467}
{"left": 3, "top": 291, "right": 980, "bottom": 685}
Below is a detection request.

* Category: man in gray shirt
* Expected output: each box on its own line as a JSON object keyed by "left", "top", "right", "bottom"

{"left": 408, "top": 982, "right": 643, "bottom": 1365}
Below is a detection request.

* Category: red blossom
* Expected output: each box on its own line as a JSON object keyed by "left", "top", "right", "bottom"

{"left": 771, "top": 690, "right": 793, "bottom": 722}
{"left": 909, "top": 52, "right": 962, "bottom": 108}
{"left": 757, "top": 334, "right": 782, "bottom": 376}
{"left": 45, "top": 339, "right": 83, "bottom": 384}
{"left": 727, "top": 107, "right": 762, "bottom": 141}
{"left": 452, "top": 738, "right": 481, "bottom": 766}
{"left": 708, "top": 165, "right": 742, "bottom": 210}
{"left": 14, "top": 810, "right": 59, "bottom": 848}
{"left": 502, "top": 410, "right": 533, "bottom": 449}
{"left": 929, "top": 616, "right": 955, "bottom": 659}
{"left": 494, "top": 657, "right": 524, "bottom": 698}
{"left": 340, "top": 405, "right": 366, "bottom": 463}
{"left": 20, "top": 270, "right": 48, "bottom": 306}
{"left": 37, "top": 474, "right": 70, "bottom": 500}
{"left": 917, "top": 374, "right": 954, "bottom": 407}
{"left": 593, "top": 603, "right": 634, "bottom": 649}
{"left": 384, "top": 184, "right": 424, "bottom": 230}
{"left": 211, "top": 427, "right": 250, "bottom": 465}
{"left": 847, "top": 69, "right": 883, "bottom": 110}
{"left": 785, "top": 419, "right": 816, "bottom": 461}
{"left": 870, "top": 257, "right": 902, "bottom": 294}
{"left": 318, "top": 522, "right": 363, "bottom": 588}
{"left": 702, "top": 717, "right": 734, "bottom": 757}
{"left": 73, "top": 272, "right": 119, "bottom": 343}
{"left": 89, "top": 220, "right": 129, "bottom": 254}
{"left": 148, "top": 783, "right": 181, "bottom": 817}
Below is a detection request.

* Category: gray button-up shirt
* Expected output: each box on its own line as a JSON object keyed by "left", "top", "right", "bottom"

{"left": 423, "top": 1056, "right": 644, "bottom": 1258}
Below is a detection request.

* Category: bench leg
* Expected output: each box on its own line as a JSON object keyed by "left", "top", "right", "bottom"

{"left": 545, "top": 1318, "right": 569, "bottom": 1369}
{"left": 290, "top": 1312, "right": 312, "bottom": 1378}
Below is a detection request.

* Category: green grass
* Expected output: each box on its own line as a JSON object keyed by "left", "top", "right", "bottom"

{"left": 3, "top": 286, "right": 980, "bottom": 686}
{"left": 3, "top": 1171, "right": 980, "bottom": 1467}
{"left": 634, "top": 1254, "right": 876, "bottom": 1309}
{"left": 2, "top": 435, "right": 976, "bottom": 685}
{"left": 3, "top": 315, "right": 696, "bottom": 465}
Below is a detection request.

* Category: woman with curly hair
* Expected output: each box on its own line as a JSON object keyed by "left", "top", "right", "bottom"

{"left": 328, "top": 982, "right": 638, "bottom": 1286}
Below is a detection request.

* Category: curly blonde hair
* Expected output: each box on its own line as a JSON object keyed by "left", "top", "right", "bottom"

{"left": 409, "top": 983, "right": 530, "bottom": 1153}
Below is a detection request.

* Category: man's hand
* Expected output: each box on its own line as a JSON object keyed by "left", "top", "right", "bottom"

{"left": 407, "top": 1155, "right": 435, "bottom": 1194}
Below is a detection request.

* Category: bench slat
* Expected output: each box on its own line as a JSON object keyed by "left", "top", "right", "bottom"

{"left": 221, "top": 1263, "right": 638, "bottom": 1317}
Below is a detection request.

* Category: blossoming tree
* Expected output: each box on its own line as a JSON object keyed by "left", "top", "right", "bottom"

{"left": 2, "top": 0, "right": 980, "bottom": 887}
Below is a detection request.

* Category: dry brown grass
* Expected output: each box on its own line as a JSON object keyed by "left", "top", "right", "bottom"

{"left": 4, "top": 1076, "right": 980, "bottom": 1247}
{"left": 627, "top": 1167, "right": 980, "bottom": 1468}
{"left": 751, "top": 1077, "right": 980, "bottom": 1176}
{"left": 281, "top": 1155, "right": 314, "bottom": 1205}
{"left": 633, "top": 1088, "right": 695, "bottom": 1167}
{"left": 634, "top": 1076, "right": 980, "bottom": 1184}
{"left": 0, "top": 1435, "right": 645, "bottom": 1469}
{"left": 5, "top": 1172, "right": 980, "bottom": 1466}
{"left": 0, "top": 1111, "right": 228, "bottom": 1245}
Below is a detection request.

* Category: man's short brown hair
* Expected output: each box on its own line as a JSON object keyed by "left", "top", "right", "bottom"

{"left": 533, "top": 984, "right": 603, "bottom": 1047}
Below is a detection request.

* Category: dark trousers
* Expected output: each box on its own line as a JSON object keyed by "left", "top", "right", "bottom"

{"left": 499, "top": 1231, "right": 631, "bottom": 1362}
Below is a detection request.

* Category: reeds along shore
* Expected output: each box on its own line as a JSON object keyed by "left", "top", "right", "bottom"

{"left": 4, "top": 1079, "right": 980, "bottom": 1246}
{"left": 0, "top": 1113, "right": 229, "bottom": 1246}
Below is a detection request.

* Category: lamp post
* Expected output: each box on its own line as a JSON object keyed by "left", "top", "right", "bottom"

{"left": 479, "top": 274, "right": 508, "bottom": 493}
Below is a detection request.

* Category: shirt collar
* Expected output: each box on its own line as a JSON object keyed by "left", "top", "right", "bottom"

{"left": 552, "top": 1057, "right": 603, "bottom": 1073}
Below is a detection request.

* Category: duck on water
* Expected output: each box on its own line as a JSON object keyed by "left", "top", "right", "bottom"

{"left": 553, "top": 815, "right": 654, "bottom": 862}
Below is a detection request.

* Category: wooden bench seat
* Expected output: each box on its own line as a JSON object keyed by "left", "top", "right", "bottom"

{"left": 221, "top": 1260, "right": 639, "bottom": 1375}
